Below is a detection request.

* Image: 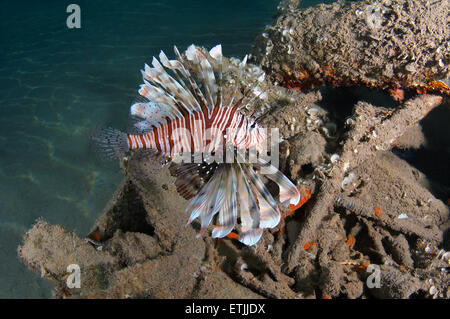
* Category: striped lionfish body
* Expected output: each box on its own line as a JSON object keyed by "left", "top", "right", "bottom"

{"left": 127, "top": 104, "right": 265, "bottom": 156}
{"left": 92, "top": 44, "right": 302, "bottom": 246}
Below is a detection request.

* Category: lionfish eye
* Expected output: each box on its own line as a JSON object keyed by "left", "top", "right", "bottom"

{"left": 250, "top": 122, "right": 256, "bottom": 129}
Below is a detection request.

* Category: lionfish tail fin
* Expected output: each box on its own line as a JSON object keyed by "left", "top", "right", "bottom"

{"left": 87, "top": 127, "right": 129, "bottom": 161}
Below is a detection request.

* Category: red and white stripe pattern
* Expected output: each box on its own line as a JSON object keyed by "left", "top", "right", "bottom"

{"left": 126, "top": 105, "right": 264, "bottom": 157}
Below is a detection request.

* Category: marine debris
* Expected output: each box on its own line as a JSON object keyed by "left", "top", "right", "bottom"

{"left": 251, "top": 0, "right": 450, "bottom": 98}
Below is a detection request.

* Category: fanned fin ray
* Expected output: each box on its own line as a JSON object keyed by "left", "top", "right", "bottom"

{"left": 169, "top": 160, "right": 218, "bottom": 200}
{"left": 129, "top": 97, "right": 167, "bottom": 131}
{"left": 243, "top": 164, "right": 280, "bottom": 229}
{"left": 185, "top": 166, "right": 226, "bottom": 229}
{"left": 224, "top": 55, "right": 248, "bottom": 109}
{"left": 138, "top": 78, "right": 182, "bottom": 120}
{"left": 239, "top": 228, "right": 263, "bottom": 246}
{"left": 257, "top": 158, "right": 301, "bottom": 207}
{"left": 212, "top": 166, "right": 238, "bottom": 238}
{"left": 236, "top": 163, "right": 263, "bottom": 246}
{"left": 186, "top": 45, "right": 218, "bottom": 108}
{"left": 209, "top": 44, "right": 223, "bottom": 109}
{"left": 173, "top": 45, "right": 209, "bottom": 111}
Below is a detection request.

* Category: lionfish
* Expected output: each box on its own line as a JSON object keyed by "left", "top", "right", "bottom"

{"left": 91, "top": 44, "right": 303, "bottom": 245}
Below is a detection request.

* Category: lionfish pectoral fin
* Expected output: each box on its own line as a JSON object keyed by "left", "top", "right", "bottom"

{"left": 257, "top": 159, "right": 301, "bottom": 207}
{"left": 87, "top": 127, "right": 129, "bottom": 161}
{"left": 211, "top": 224, "right": 234, "bottom": 238}
{"left": 212, "top": 166, "right": 238, "bottom": 238}
{"left": 287, "top": 188, "right": 312, "bottom": 212}
{"left": 239, "top": 228, "right": 264, "bottom": 246}
{"left": 185, "top": 166, "right": 226, "bottom": 235}
{"left": 243, "top": 165, "right": 281, "bottom": 229}
{"left": 234, "top": 162, "right": 263, "bottom": 245}
{"left": 169, "top": 159, "right": 218, "bottom": 200}
{"left": 258, "top": 199, "right": 281, "bottom": 229}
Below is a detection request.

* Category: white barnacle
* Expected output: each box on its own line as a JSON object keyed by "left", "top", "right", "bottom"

{"left": 287, "top": 44, "right": 293, "bottom": 54}
{"left": 405, "top": 63, "right": 416, "bottom": 73}
{"left": 252, "top": 86, "right": 262, "bottom": 96}
{"left": 441, "top": 252, "right": 450, "bottom": 263}
{"left": 345, "top": 118, "right": 355, "bottom": 125}
{"left": 330, "top": 154, "right": 340, "bottom": 163}
{"left": 229, "top": 57, "right": 240, "bottom": 66}
{"left": 257, "top": 73, "right": 265, "bottom": 82}
{"left": 429, "top": 286, "right": 438, "bottom": 296}
{"left": 265, "top": 39, "right": 274, "bottom": 55}
{"left": 259, "top": 92, "right": 268, "bottom": 100}
{"left": 341, "top": 172, "right": 356, "bottom": 190}
{"left": 307, "top": 107, "right": 319, "bottom": 117}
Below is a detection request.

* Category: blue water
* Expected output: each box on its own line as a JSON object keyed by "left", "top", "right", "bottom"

{"left": 0, "top": 0, "right": 332, "bottom": 298}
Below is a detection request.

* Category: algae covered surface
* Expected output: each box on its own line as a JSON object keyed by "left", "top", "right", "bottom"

{"left": 16, "top": 0, "right": 450, "bottom": 299}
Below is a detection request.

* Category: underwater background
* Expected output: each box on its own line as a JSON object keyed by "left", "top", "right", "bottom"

{"left": 0, "top": 0, "right": 343, "bottom": 299}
